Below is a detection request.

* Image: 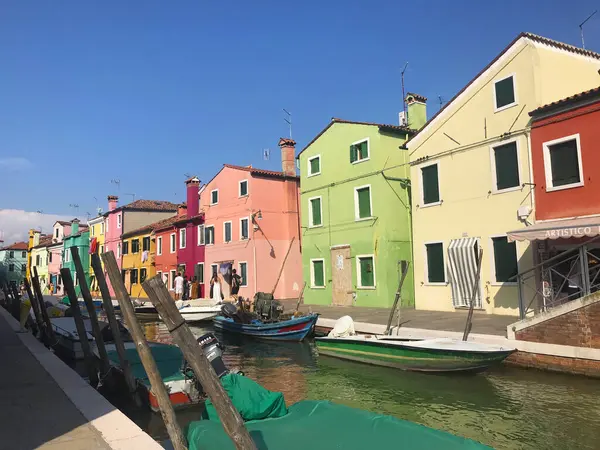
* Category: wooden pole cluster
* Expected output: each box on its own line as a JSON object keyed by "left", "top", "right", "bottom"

{"left": 101, "top": 251, "right": 188, "bottom": 450}
{"left": 385, "top": 261, "right": 410, "bottom": 336}
{"left": 31, "top": 268, "right": 57, "bottom": 345}
{"left": 463, "top": 247, "right": 484, "bottom": 342}
{"left": 143, "top": 275, "right": 257, "bottom": 450}
{"left": 24, "top": 278, "right": 45, "bottom": 341}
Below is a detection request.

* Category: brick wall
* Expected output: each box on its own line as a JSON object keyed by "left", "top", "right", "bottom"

{"left": 506, "top": 351, "right": 600, "bottom": 378}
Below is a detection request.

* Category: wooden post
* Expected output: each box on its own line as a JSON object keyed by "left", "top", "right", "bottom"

{"left": 101, "top": 251, "right": 188, "bottom": 450}
{"left": 463, "top": 247, "right": 484, "bottom": 342}
{"left": 270, "top": 236, "right": 295, "bottom": 296}
{"left": 61, "top": 268, "right": 99, "bottom": 387}
{"left": 295, "top": 282, "right": 307, "bottom": 313}
{"left": 24, "top": 278, "right": 46, "bottom": 341}
{"left": 91, "top": 253, "right": 141, "bottom": 406}
{"left": 71, "top": 247, "right": 111, "bottom": 378}
{"left": 143, "top": 275, "right": 256, "bottom": 450}
{"left": 32, "top": 268, "right": 57, "bottom": 345}
{"left": 385, "top": 261, "right": 410, "bottom": 336}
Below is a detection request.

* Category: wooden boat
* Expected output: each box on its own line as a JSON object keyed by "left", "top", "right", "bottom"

{"left": 213, "top": 313, "right": 319, "bottom": 341}
{"left": 315, "top": 335, "right": 515, "bottom": 373}
{"left": 51, "top": 316, "right": 108, "bottom": 359}
{"left": 134, "top": 299, "right": 221, "bottom": 323}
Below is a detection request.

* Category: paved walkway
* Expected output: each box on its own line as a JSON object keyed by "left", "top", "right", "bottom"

{"left": 283, "top": 302, "right": 516, "bottom": 336}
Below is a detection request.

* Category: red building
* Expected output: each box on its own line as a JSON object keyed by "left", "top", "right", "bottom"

{"left": 153, "top": 212, "right": 184, "bottom": 293}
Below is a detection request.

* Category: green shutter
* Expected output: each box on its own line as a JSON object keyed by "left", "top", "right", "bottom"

{"left": 313, "top": 260, "right": 324, "bottom": 287}
{"left": 421, "top": 164, "right": 440, "bottom": 204}
{"left": 359, "top": 257, "right": 375, "bottom": 287}
{"left": 426, "top": 243, "right": 445, "bottom": 283}
{"left": 359, "top": 141, "right": 369, "bottom": 160}
{"left": 495, "top": 77, "right": 515, "bottom": 109}
{"left": 494, "top": 142, "right": 520, "bottom": 190}
{"left": 310, "top": 157, "right": 320, "bottom": 174}
{"left": 549, "top": 139, "right": 580, "bottom": 187}
{"left": 492, "top": 237, "right": 518, "bottom": 282}
{"left": 240, "top": 263, "right": 247, "bottom": 285}
{"left": 225, "top": 223, "right": 232, "bottom": 242}
{"left": 310, "top": 198, "right": 322, "bottom": 226}
{"left": 241, "top": 219, "right": 248, "bottom": 239}
{"left": 350, "top": 145, "right": 358, "bottom": 163}
{"left": 357, "top": 187, "right": 372, "bottom": 218}
{"left": 240, "top": 181, "right": 248, "bottom": 196}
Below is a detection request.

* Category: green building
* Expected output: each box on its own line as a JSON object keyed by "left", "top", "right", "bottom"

{"left": 62, "top": 219, "right": 90, "bottom": 295}
{"left": 297, "top": 94, "right": 427, "bottom": 308}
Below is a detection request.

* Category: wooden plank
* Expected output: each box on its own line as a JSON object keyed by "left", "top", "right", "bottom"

{"left": 270, "top": 236, "right": 295, "bottom": 296}
{"left": 385, "top": 261, "right": 410, "bottom": 336}
{"left": 70, "top": 247, "right": 111, "bottom": 377}
{"left": 61, "top": 268, "right": 99, "bottom": 387}
{"left": 463, "top": 247, "right": 484, "bottom": 342}
{"left": 91, "top": 253, "right": 142, "bottom": 406}
{"left": 32, "top": 268, "right": 57, "bottom": 345}
{"left": 143, "top": 275, "right": 256, "bottom": 450}
{"left": 101, "top": 251, "right": 188, "bottom": 450}
{"left": 24, "top": 278, "right": 46, "bottom": 342}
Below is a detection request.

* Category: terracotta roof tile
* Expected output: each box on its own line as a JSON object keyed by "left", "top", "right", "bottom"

{"left": 1, "top": 241, "right": 28, "bottom": 251}
{"left": 223, "top": 164, "right": 300, "bottom": 180}
{"left": 123, "top": 214, "right": 180, "bottom": 238}
{"left": 530, "top": 86, "right": 600, "bottom": 116}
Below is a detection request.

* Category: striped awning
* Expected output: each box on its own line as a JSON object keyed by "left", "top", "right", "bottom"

{"left": 448, "top": 238, "right": 481, "bottom": 308}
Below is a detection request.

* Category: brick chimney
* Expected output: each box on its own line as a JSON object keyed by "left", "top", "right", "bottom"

{"left": 405, "top": 93, "right": 427, "bottom": 130}
{"left": 185, "top": 177, "right": 200, "bottom": 217}
{"left": 177, "top": 203, "right": 187, "bottom": 218}
{"left": 71, "top": 218, "right": 80, "bottom": 235}
{"left": 107, "top": 195, "right": 119, "bottom": 212}
{"left": 278, "top": 138, "right": 296, "bottom": 177}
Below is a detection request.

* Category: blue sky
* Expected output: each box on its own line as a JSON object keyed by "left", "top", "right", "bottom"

{"left": 1, "top": 0, "right": 599, "bottom": 218}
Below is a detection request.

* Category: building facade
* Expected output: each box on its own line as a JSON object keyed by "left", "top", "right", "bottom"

{"left": 121, "top": 225, "right": 156, "bottom": 299}
{"left": 297, "top": 115, "right": 420, "bottom": 308}
{"left": 153, "top": 215, "right": 183, "bottom": 293}
{"left": 0, "top": 242, "right": 28, "bottom": 287}
{"left": 200, "top": 140, "right": 302, "bottom": 301}
{"left": 62, "top": 219, "right": 90, "bottom": 296}
{"left": 88, "top": 215, "right": 106, "bottom": 294}
{"left": 30, "top": 235, "right": 53, "bottom": 293}
{"left": 47, "top": 220, "right": 72, "bottom": 295}
{"left": 406, "top": 33, "right": 600, "bottom": 316}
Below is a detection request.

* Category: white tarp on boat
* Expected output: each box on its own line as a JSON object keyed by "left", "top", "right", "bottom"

{"left": 447, "top": 238, "right": 481, "bottom": 308}
{"left": 328, "top": 316, "right": 356, "bottom": 338}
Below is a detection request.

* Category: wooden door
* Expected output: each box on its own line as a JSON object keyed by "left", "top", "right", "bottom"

{"left": 331, "top": 246, "right": 353, "bottom": 306}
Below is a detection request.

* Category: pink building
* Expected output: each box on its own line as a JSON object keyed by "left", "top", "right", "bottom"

{"left": 201, "top": 138, "right": 302, "bottom": 300}
{"left": 47, "top": 220, "right": 72, "bottom": 295}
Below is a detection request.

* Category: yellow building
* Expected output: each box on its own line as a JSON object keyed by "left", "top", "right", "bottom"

{"left": 30, "top": 235, "right": 52, "bottom": 293}
{"left": 406, "top": 33, "right": 600, "bottom": 316}
{"left": 121, "top": 224, "right": 156, "bottom": 299}
{"left": 88, "top": 215, "right": 106, "bottom": 294}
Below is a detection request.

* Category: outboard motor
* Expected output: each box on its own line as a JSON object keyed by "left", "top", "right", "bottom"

{"left": 253, "top": 292, "right": 284, "bottom": 321}
{"left": 196, "top": 333, "right": 229, "bottom": 378}
{"left": 220, "top": 302, "right": 238, "bottom": 320}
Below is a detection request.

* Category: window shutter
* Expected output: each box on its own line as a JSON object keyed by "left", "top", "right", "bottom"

{"left": 350, "top": 145, "right": 358, "bottom": 163}
{"left": 495, "top": 77, "right": 515, "bottom": 108}
{"left": 492, "top": 237, "right": 518, "bottom": 282}
{"left": 313, "top": 260, "right": 324, "bottom": 286}
{"left": 549, "top": 140, "right": 580, "bottom": 187}
{"left": 422, "top": 165, "right": 440, "bottom": 204}
{"left": 240, "top": 263, "right": 247, "bottom": 285}
{"left": 426, "top": 243, "right": 445, "bottom": 283}
{"left": 359, "top": 257, "right": 374, "bottom": 287}
{"left": 310, "top": 157, "right": 320, "bottom": 174}
{"left": 198, "top": 225, "right": 205, "bottom": 245}
{"left": 494, "top": 142, "right": 519, "bottom": 190}
{"left": 241, "top": 220, "right": 248, "bottom": 239}
{"left": 311, "top": 198, "right": 322, "bottom": 226}
{"left": 359, "top": 141, "right": 368, "bottom": 160}
{"left": 357, "top": 187, "right": 371, "bottom": 218}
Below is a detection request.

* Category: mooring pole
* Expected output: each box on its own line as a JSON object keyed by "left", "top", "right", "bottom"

{"left": 101, "top": 251, "right": 188, "bottom": 450}
{"left": 385, "top": 261, "right": 410, "bottom": 336}
{"left": 24, "top": 278, "right": 45, "bottom": 342}
{"left": 32, "top": 268, "right": 57, "bottom": 345}
{"left": 143, "top": 275, "right": 257, "bottom": 450}
{"left": 463, "top": 247, "right": 484, "bottom": 342}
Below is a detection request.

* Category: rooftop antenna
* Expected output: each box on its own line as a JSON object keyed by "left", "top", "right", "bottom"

{"left": 85, "top": 212, "right": 92, "bottom": 220}
{"left": 123, "top": 193, "right": 136, "bottom": 202}
{"left": 438, "top": 95, "right": 446, "bottom": 111}
{"left": 401, "top": 62, "right": 409, "bottom": 117}
{"left": 580, "top": 10, "right": 598, "bottom": 49}
{"left": 283, "top": 109, "right": 292, "bottom": 139}
{"left": 69, "top": 203, "right": 79, "bottom": 215}
{"left": 110, "top": 178, "right": 121, "bottom": 191}
{"left": 184, "top": 173, "right": 192, "bottom": 179}
{"left": 262, "top": 148, "right": 270, "bottom": 161}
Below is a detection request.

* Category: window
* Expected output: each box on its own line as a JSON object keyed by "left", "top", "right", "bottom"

{"left": 170, "top": 233, "right": 176, "bottom": 253}
{"left": 421, "top": 163, "right": 440, "bottom": 206}
{"left": 224, "top": 222, "right": 232, "bottom": 243}
{"left": 116, "top": 243, "right": 120, "bottom": 259}
{"left": 354, "top": 185, "right": 372, "bottom": 220}
{"left": 8, "top": 264, "right": 14, "bottom": 272}
{"left": 492, "top": 236, "right": 518, "bottom": 283}
{"left": 211, "top": 189, "right": 219, "bottom": 205}
{"left": 122, "top": 241, "right": 129, "bottom": 255}
{"left": 140, "top": 268, "right": 147, "bottom": 283}
{"left": 100, "top": 222, "right": 105, "bottom": 235}
{"left": 170, "top": 270, "right": 176, "bottom": 289}
{"left": 157, "top": 237, "right": 163, "bottom": 255}
{"left": 179, "top": 229, "right": 186, "bottom": 249}
{"left": 240, "top": 218, "right": 249, "bottom": 240}
{"left": 239, "top": 262, "right": 248, "bottom": 286}
{"left": 142, "top": 236, "right": 150, "bottom": 252}
{"left": 21, "top": 251, "right": 26, "bottom": 258}
{"left": 543, "top": 134, "right": 584, "bottom": 191}
{"left": 131, "top": 239, "right": 140, "bottom": 254}
{"left": 100, "top": 245, "right": 104, "bottom": 254}
{"left": 117, "top": 214, "right": 122, "bottom": 229}
{"left": 21, "top": 265, "right": 26, "bottom": 272}
{"left": 65, "top": 249, "right": 71, "bottom": 262}
{"left": 198, "top": 225, "right": 205, "bottom": 245}
{"left": 425, "top": 242, "right": 446, "bottom": 284}
{"left": 35, "top": 255, "right": 41, "bottom": 266}
{"left": 211, "top": 264, "right": 218, "bottom": 277}
{"left": 195, "top": 263, "right": 204, "bottom": 283}
{"left": 494, "top": 74, "right": 516, "bottom": 111}
{"left": 308, "top": 196, "right": 322, "bottom": 227}
{"left": 308, "top": 155, "right": 321, "bottom": 176}
{"left": 49, "top": 252, "right": 52, "bottom": 263}
{"left": 9, "top": 251, "right": 14, "bottom": 258}
{"left": 205, "top": 226, "right": 215, "bottom": 245}
{"left": 350, "top": 138, "right": 369, "bottom": 164}
{"left": 239, "top": 180, "right": 248, "bottom": 197}
{"left": 129, "top": 269, "right": 138, "bottom": 285}
{"left": 157, "top": 271, "right": 162, "bottom": 284}
{"left": 310, "top": 259, "right": 325, "bottom": 288}
{"left": 55, "top": 228, "right": 59, "bottom": 238}
{"left": 357, "top": 255, "right": 375, "bottom": 288}
{"left": 491, "top": 140, "right": 520, "bottom": 192}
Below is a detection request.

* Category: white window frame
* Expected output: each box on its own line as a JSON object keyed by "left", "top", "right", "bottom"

{"left": 307, "top": 154, "right": 321, "bottom": 177}
{"left": 197, "top": 262, "right": 204, "bottom": 284}
{"left": 100, "top": 222, "right": 105, "bottom": 235}
{"left": 423, "top": 241, "right": 447, "bottom": 286}
{"left": 223, "top": 221, "right": 232, "bottom": 243}
{"left": 238, "top": 179, "right": 249, "bottom": 197}
{"left": 350, "top": 138, "right": 370, "bottom": 165}
{"left": 353, "top": 184, "right": 373, "bottom": 221}
{"left": 356, "top": 254, "right": 376, "bottom": 289}
{"left": 170, "top": 233, "right": 176, "bottom": 253}
{"left": 542, "top": 133, "right": 584, "bottom": 192}
{"left": 179, "top": 228, "right": 186, "bottom": 249}
{"left": 489, "top": 234, "right": 518, "bottom": 286}
{"left": 310, "top": 258, "right": 326, "bottom": 289}
{"left": 493, "top": 73, "right": 518, "bottom": 113}
{"left": 197, "top": 225, "right": 205, "bottom": 246}
{"left": 169, "top": 269, "right": 176, "bottom": 290}
{"left": 238, "top": 261, "right": 248, "bottom": 286}
{"left": 489, "top": 137, "right": 522, "bottom": 194}
{"left": 210, "top": 189, "right": 219, "bottom": 205}
{"left": 308, "top": 196, "right": 323, "bottom": 228}
{"left": 239, "top": 217, "right": 249, "bottom": 240}
{"left": 157, "top": 236, "right": 163, "bottom": 256}
{"left": 116, "top": 243, "right": 120, "bottom": 259}
{"left": 117, "top": 214, "right": 122, "bottom": 229}
{"left": 205, "top": 225, "right": 215, "bottom": 245}
{"left": 419, "top": 161, "right": 441, "bottom": 208}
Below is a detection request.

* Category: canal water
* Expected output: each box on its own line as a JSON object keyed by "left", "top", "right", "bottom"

{"left": 118, "top": 321, "right": 600, "bottom": 450}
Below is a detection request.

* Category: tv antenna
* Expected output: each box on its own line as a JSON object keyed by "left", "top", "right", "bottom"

{"left": 110, "top": 179, "right": 121, "bottom": 191}
{"left": 438, "top": 95, "right": 446, "bottom": 111}
{"left": 123, "top": 193, "right": 136, "bottom": 202}
{"left": 283, "top": 109, "right": 292, "bottom": 139}
{"left": 262, "top": 149, "right": 270, "bottom": 161}
{"left": 401, "top": 62, "right": 409, "bottom": 117}
{"left": 69, "top": 203, "right": 79, "bottom": 214}
{"left": 580, "top": 10, "right": 597, "bottom": 49}
{"left": 184, "top": 173, "right": 192, "bottom": 179}
{"left": 85, "top": 212, "right": 92, "bottom": 220}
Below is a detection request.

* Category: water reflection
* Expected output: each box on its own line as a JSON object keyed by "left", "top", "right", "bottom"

{"left": 137, "top": 321, "right": 600, "bottom": 450}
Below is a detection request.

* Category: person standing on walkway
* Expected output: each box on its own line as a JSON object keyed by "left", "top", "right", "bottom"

{"left": 210, "top": 272, "right": 223, "bottom": 303}
{"left": 230, "top": 269, "right": 241, "bottom": 300}
{"left": 174, "top": 272, "right": 184, "bottom": 300}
